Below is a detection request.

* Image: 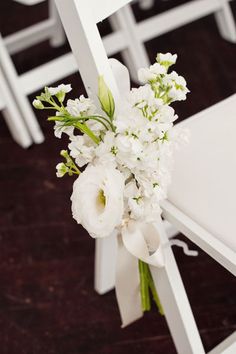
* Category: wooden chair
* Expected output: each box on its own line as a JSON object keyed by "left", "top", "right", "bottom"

{"left": 0, "top": 66, "right": 32, "bottom": 148}
{"left": 133, "top": 0, "right": 236, "bottom": 44}
{"left": 0, "top": 0, "right": 150, "bottom": 145}
{"left": 54, "top": 0, "right": 236, "bottom": 352}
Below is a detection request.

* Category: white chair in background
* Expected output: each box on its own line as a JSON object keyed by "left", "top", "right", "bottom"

{"left": 0, "top": 0, "right": 149, "bottom": 145}
{"left": 55, "top": 0, "right": 236, "bottom": 353}
{"left": 0, "top": 66, "right": 32, "bottom": 148}
{"left": 133, "top": 0, "right": 236, "bottom": 44}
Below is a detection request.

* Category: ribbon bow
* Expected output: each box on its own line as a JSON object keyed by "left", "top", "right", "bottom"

{"left": 115, "top": 217, "right": 165, "bottom": 327}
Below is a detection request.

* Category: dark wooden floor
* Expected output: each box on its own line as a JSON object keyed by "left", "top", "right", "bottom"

{"left": 0, "top": 1, "right": 236, "bottom": 353}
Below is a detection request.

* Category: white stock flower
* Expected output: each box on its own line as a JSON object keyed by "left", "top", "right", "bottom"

{"left": 71, "top": 165, "right": 124, "bottom": 238}
{"left": 68, "top": 135, "right": 95, "bottom": 167}
{"left": 95, "top": 131, "right": 117, "bottom": 166}
{"left": 66, "top": 95, "right": 96, "bottom": 117}
{"left": 48, "top": 84, "right": 72, "bottom": 96}
{"left": 157, "top": 53, "right": 177, "bottom": 66}
{"left": 56, "top": 163, "right": 68, "bottom": 178}
{"left": 163, "top": 71, "right": 189, "bottom": 102}
{"left": 54, "top": 121, "right": 74, "bottom": 139}
{"left": 138, "top": 63, "right": 166, "bottom": 84}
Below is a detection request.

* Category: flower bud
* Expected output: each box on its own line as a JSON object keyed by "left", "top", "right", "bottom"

{"left": 32, "top": 99, "right": 44, "bottom": 110}
{"left": 98, "top": 76, "right": 115, "bottom": 119}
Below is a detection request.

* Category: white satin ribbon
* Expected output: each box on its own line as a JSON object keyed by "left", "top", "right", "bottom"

{"left": 115, "top": 217, "right": 165, "bottom": 327}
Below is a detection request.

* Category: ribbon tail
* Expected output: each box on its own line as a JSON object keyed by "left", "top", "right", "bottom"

{"left": 115, "top": 234, "right": 143, "bottom": 328}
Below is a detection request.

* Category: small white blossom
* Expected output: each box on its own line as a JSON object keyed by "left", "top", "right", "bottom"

{"left": 32, "top": 99, "right": 44, "bottom": 109}
{"left": 68, "top": 135, "right": 95, "bottom": 167}
{"left": 48, "top": 84, "right": 72, "bottom": 96}
{"left": 56, "top": 162, "right": 68, "bottom": 178}
{"left": 157, "top": 53, "right": 177, "bottom": 66}
{"left": 66, "top": 95, "right": 96, "bottom": 117}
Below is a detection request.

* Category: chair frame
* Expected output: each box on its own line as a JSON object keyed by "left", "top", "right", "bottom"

{"left": 0, "top": 66, "right": 32, "bottom": 148}
{"left": 55, "top": 0, "right": 236, "bottom": 353}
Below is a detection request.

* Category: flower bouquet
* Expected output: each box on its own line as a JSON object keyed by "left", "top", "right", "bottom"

{"left": 33, "top": 53, "right": 189, "bottom": 326}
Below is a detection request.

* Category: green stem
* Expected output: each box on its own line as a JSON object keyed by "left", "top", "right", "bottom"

{"left": 74, "top": 121, "right": 100, "bottom": 144}
{"left": 48, "top": 116, "right": 100, "bottom": 145}
{"left": 146, "top": 265, "right": 164, "bottom": 315}
{"left": 139, "top": 260, "right": 151, "bottom": 312}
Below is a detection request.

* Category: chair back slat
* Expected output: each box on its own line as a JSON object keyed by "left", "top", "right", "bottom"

{"left": 78, "top": 0, "right": 132, "bottom": 23}
{"left": 55, "top": 0, "right": 127, "bottom": 104}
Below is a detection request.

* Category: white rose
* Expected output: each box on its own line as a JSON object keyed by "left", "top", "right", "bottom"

{"left": 71, "top": 165, "right": 124, "bottom": 238}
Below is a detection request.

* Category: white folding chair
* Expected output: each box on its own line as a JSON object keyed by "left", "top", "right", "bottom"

{"left": 134, "top": 0, "right": 236, "bottom": 44}
{"left": 0, "top": 0, "right": 149, "bottom": 146}
{"left": 0, "top": 66, "right": 32, "bottom": 148}
{"left": 54, "top": 0, "right": 236, "bottom": 352}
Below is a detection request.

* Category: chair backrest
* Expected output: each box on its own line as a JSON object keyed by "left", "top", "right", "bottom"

{"left": 55, "top": 0, "right": 132, "bottom": 103}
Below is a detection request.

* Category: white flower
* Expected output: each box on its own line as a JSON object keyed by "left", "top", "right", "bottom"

{"left": 95, "top": 131, "right": 117, "bottom": 166}
{"left": 54, "top": 120, "right": 74, "bottom": 139}
{"left": 163, "top": 71, "right": 189, "bottom": 102}
{"left": 66, "top": 95, "right": 96, "bottom": 117}
{"left": 138, "top": 63, "right": 166, "bottom": 84}
{"left": 48, "top": 84, "right": 72, "bottom": 96}
{"left": 32, "top": 99, "right": 44, "bottom": 109}
{"left": 68, "top": 135, "right": 95, "bottom": 167}
{"left": 157, "top": 53, "right": 177, "bottom": 66}
{"left": 138, "top": 68, "right": 156, "bottom": 84}
{"left": 56, "top": 163, "right": 68, "bottom": 178}
{"left": 71, "top": 165, "right": 124, "bottom": 238}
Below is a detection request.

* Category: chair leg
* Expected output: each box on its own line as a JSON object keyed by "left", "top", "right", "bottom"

{"left": 150, "top": 223, "right": 205, "bottom": 354}
{"left": 110, "top": 4, "right": 150, "bottom": 82}
{"left": 214, "top": 1, "right": 236, "bottom": 43}
{"left": 138, "top": 0, "right": 155, "bottom": 11}
{"left": 94, "top": 232, "right": 118, "bottom": 294}
{"left": 0, "top": 34, "right": 44, "bottom": 144}
{"left": 49, "top": 0, "right": 66, "bottom": 47}
{"left": 0, "top": 69, "right": 32, "bottom": 148}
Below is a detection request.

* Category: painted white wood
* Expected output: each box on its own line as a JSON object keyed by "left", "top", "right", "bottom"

{"left": 161, "top": 199, "right": 236, "bottom": 276}
{"left": 0, "top": 68, "right": 32, "bottom": 148}
{"left": 110, "top": 5, "right": 150, "bottom": 82}
{"left": 208, "top": 332, "right": 236, "bottom": 354}
{"left": 150, "top": 222, "right": 205, "bottom": 354}
{"left": 215, "top": 0, "right": 236, "bottom": 42}
{"left": 55, "top": 0, "right": 122, "bottom": 104}
{"left": 0, "top": 34, "right": 44, "bottom": 144}
{"left": 49, "top": 0, "right": 66, "bottom": 47}
{"left": 4, "top": 18, "right": 56, "bottom": 55}
{"left": 18, "top": 28, "right": 129, "bottom": 96}
{"left": 14, "top": 0, "right": 45, "bottom": 5}
{"left": 138, "top": 0, "right": 155, "bottom": 11}
{"left": 135, "top": 0, "right": 236, "bottom": 43}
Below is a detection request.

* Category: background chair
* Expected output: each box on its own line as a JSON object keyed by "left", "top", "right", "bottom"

{"left": 0, "top": 0, "right": 149, "bottom": 145}
{"left": 0, "top": 66, "right": 32, "bottom": 148}
{"left": 132, "top": 0, "right": 236, "bottom": 44}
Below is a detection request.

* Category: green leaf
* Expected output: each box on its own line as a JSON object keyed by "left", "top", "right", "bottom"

{"left": 98, "top": 76, "right": 115, "bottom": 119}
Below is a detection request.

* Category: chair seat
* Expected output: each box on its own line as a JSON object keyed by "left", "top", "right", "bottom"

{"left": 168, "top": 94, "right": 236, "bottom": 252}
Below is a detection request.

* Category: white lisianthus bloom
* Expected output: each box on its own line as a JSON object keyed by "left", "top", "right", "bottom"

{"left": 48, "top": 84, "right": 72, "bottom": 96}
{"left": 71, "top": 165, "right": 125, "bottom": 238}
